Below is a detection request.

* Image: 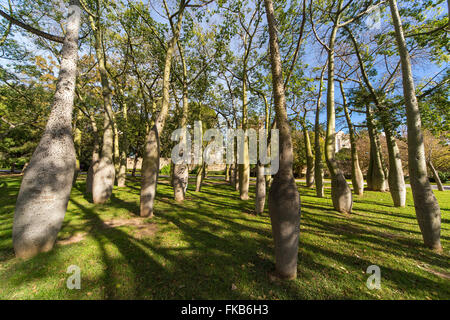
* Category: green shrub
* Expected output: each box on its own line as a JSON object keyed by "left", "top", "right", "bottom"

{"left": 159, "top": 164, "right": 171, "bottom": 175}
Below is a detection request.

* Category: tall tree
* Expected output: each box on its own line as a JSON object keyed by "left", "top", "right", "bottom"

{"left": 264, "top": 0, "right": 301, "bottom": 280}
{"left": 12, "top": 0, "right": 81, "bottom": 258}
{"left": 388, "top": 0, "right": 442, "bottom": 250}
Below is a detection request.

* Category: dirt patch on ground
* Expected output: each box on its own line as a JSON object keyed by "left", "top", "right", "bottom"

{"left": 100, "top": 217, "right": 158, "bottom": 239}
{"left": 417, "top": 263, "right": 450, "bottom": 280}
{"left": 57, "top": 232, "right": 88, "bottom": 245}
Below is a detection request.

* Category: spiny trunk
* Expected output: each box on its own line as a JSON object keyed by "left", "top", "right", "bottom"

{"left": 366, "top": 104, "right": 386, "bottom": 191}
{"left": 90, "top": 15, "right": 115, "bottom": 204}
{"left": 140, "top": 7, "right": 184, "bottom": 217}
{"left": 340, "top": 82, "right": 364, "bottom": 195}
{"left": 389, "top": 0, "right": 441, "bottom": 250}
{"left": 13, "top": 0, "right": 81, "bottom": 258}
{"left": 427, "top": 160, "right": 444, "bottom": 191}
{"left": 325, "top": 19, "right": 352, "bottom": 213}
{"left": 265, "top": 0, "right": 301, "bottom": 280}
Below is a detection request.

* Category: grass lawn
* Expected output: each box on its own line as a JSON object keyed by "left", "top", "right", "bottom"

{"left": 0, "top": 174, "right": 449, "bottom": 299}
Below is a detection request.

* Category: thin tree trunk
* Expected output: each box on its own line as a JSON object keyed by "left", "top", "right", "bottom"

{"left": 12, "top": 0, "right": 81, "bottom": 258}
{"left": 140, "top": 4, "right": 184, "bottom": 217}
{"left": 366, "top": 104, "right": 386, "bottom": 191}
{"left": 389, "top": 0, "right": 442, "bottom": 251}
{"left": 117, "top": 90, "right": 128, "bottom": 187}
{"left": 89, "top": 14, "right": 115, "bottom": 204}
{"left": 427, "top": 160, "right": 444, "bottom": 191}
{"left": 131, "top": 156, "right": 138, "bottom": 177}
{"left": 239, "top": 73, "right": 250, "bottom": 200}
{"left": 340, "top": 82, "right": 364, "bottom": 195}
{"left": 385, "top": 127, "right": 406, "bottom": 206}
{"left": 73, "top": 108, "right": 82, "bottom": 185}
{"left": 255, "top": 161, "right": 266, "bottom": 215}
{"left": 264, "top": 0, "right": 301, "bottom": 280}
{"left": 86, "top": 112, "right": 99, "bottom": 194}
{"left": 302, "top": 122, "right": 314, "bottom": 188}
{"left": 173, "top": 42, "right": 189, "bottom": 202}
{"left": 195, "top": 162, "right": 206, "bottom": 192}
{"left": 325, "top": 9, "right": 352, "bottom": 213}
{"left": 314, "top": 66, "right": 325, "bottom": 198}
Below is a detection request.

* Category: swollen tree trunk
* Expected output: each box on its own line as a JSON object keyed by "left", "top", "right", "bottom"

{"left": 140, "top": 6, "right": 184, "bottom": 217}
{"left": 427, "top": 160, "right": 444, "bottom": 192}
{"left": 90, "top": 15, "right": 115, "bottom": 204}
{"left": 389, "top": 0, "right": 442, "bottom": 250}
{"left": 113, "top": 113, "right": 120, "bottom": 184}
{"left": 340, "top": 82, "right": 364, "bottom": 195}
{"left": 325, "top": 18, "right": 352, "bottom": 213}
{"left": 314, "top": 66, "right": 325, "bottom": 198}
{"left": 265, "top": 0, "right": 301, "bottom": 280}
{"left": 12, "top": 0, "right": 81, "bottom": 258}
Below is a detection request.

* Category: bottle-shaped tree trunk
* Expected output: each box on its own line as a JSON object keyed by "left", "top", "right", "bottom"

{"left": 264, "top": 0, "right": 301, "bottom": 279}
{"left": 13, "top": 0, "right": 81, "bottom": 258}
{"left": 389, "top": 0, "right": 442, "bottom": 250}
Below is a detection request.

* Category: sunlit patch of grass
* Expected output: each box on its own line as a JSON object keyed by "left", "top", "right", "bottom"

{"left": 0, "top": 174, "right": 448, "bottom": 299}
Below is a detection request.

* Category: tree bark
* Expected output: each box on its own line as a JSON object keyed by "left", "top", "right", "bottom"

{"left": 140, "top": 5, "right": 184, "bottom": 217}
{"left": 173, "top": 42, "right": 189, "bottom": 202}
{"left": 89, "top": 14, "right": 115, "bottom": 204}
{"left": 264, "top": 0, "right": 301, "bottom": 280}
{"left": 302, "top": 122, "right": 314, "bottom": 188}
{"left": 73, "top": 108, "right": 82, "bottom": 185}
{"left": 385, "top": 127, "right": 406, "bottom": 206}
{"left": 325, "top": 10, "right": 352, "bottom": 213}
{"left": 86, "top": 112, "right": 100, "bottom": 194}
{"left": 117, "top": 89, "right": 128, "bottom": 187}
{"left": 12, "top": 0, "right": 81, "bottom": 258}
{"left": 255, "top": 161, "right": 266, "bottom": 215}
{"left": 389, "top": 0, "right": 442, "bottom": 251}
{"left": 239, "top": 73, "right": 250, "bottom": 200}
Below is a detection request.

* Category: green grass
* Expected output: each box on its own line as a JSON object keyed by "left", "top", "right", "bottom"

{"left": 0, "top": 174, "right": 449, "bottom": 299}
